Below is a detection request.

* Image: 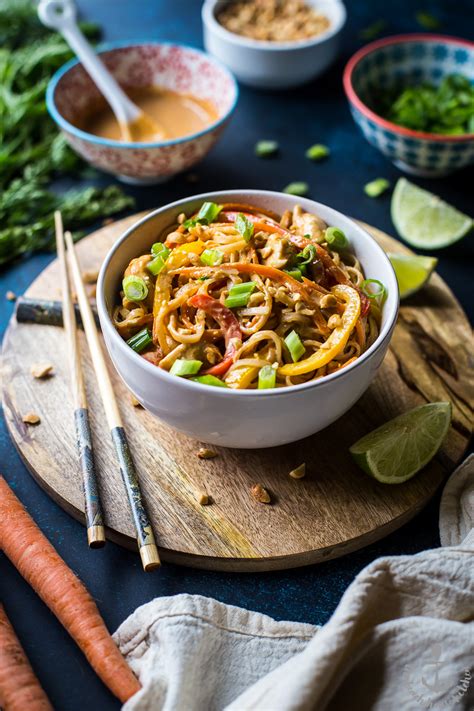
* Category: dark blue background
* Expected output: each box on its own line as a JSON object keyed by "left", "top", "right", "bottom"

{"left": 1, "top": 2, "right": 472, "bottom": 709}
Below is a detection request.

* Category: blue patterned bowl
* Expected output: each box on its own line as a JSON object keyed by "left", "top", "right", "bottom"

{"left": 343, "top": 34, "right": 474, "bottom": 177}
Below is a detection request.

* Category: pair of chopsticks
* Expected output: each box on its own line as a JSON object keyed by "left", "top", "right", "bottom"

{"left": 54, "top": 212, "right": 160, "bottom": 571}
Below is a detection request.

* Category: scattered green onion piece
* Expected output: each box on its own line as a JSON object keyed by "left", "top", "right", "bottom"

{"left": 198, "top": 275, "right": 210, "bottom": 281}
{"left": 255, "top": 140, "right": 279, "bottom": 157}
{"left": 285, "top": 330, "right": 306, "bottom": 362}
{"left": 283, "top": 182, "right": 309, "bottom": 197}
{"left": 235, "top": 213, "right": 254, "bottom": 242}
{"left": 325, "top": 227, "right": 348, "bottom": 249}
{"left": 191, "top": 375, "right": 229, "bottom": 387}
{"left": 126, "top": 328, "right": 152, "bottom": 353}
{"left": 183, "top": 217, "right": 198, "bottom": 229}
{"left": 305, "top": 144, "right": 330, "bottom": 161}
{"left": 224, "top": 281, "right": 256, "bottom": 308}
{"left": 284, "top": 268, "right": 304, "bottom": 281}
{"left": 297, "top": 244, "right": 317, "bottom": 265}
{"left": 364, "top": 178, "right": 390, "bottom": 198}
{"left": 359, "top": 19, "right": 387, "bottom": 40}
{"left": 200, "top": 248, "right": 224, "bottom": 266}
{"left": 122, "top": 275, "right": 148, "bottom": 302}
{"left": 360, "top": 279, "right": 387, "bottom": 303}
{"left": 151, "top": 242, "right": 171, "bottom": 258}
{"left": 170, "top": 359, "right": 203, "bottom": 377}
{"left": 196, "top": 201, "right": 222, "bottom": 223}
{"left": 147, "top": 254, "right": 168, "bottom": 275}
{"left": 258, "top": 365, "right": 277, "bottom": 389}
{"left": 415, "top": 11, "right": 440, "bottom": 29}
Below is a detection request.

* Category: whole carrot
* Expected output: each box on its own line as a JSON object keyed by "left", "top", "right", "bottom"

{"left": 0, "top": 477, "right": 141, "bottom": 703}
{"left": 0, "top": 604, "right": 53, "bottom": 711}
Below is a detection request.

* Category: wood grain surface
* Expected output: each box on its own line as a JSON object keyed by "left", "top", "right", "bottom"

{"left": 1, "top": 213, "right": 472, "bottom": 571}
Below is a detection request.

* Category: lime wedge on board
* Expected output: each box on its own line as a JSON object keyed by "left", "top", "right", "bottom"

{"left": 391, "top": 178, "right": 472, "bottom": 249}
{"left": 388, "top": 253, "right": 438, "bottom": 299}
{"left": 350, "top": 402, "right": 452, "bottom": 484}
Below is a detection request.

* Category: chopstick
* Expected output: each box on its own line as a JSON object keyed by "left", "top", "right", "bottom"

{"left": 54, "top": 212, "right": 105, "bottom": 549}
{"left": 63, "top": 228, "right": 160, "bottom": 571}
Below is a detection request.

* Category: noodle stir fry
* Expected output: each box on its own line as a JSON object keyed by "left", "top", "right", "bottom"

{"left": 114, "top": 202, "right": 385, "bottom": 389}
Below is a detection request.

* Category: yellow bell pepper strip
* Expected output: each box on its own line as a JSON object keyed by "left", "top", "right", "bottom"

{"left": 225, "top": 365, "right": 259, "bottom": 389}
{"left": 278, "top": 284, "right": 361, "bottom": 376}
{"left": 174, "top": 240, "right": 206, "bottom": 255}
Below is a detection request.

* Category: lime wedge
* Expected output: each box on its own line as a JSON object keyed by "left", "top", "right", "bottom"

{"left": 350, "top": 402, "right": 452, "bottom": 484}
{"left": 388, "top": 253, "right": 438, "bottom": 299}
{"left": 391, "top": 178, "right": 472, "bottom": 249}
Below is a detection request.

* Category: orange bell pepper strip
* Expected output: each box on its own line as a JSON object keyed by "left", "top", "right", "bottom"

{"left": 278, "top": 284, "right": 361, "bottom": 376}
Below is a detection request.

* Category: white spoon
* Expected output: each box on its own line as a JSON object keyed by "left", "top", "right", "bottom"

{"left": 38, "top": 0, "right": 167, "bottom": 142}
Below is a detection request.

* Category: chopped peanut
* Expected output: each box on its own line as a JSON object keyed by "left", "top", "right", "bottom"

{"left": 198, "top": 492, "right": 211, "bottom": 506}
{"left": 23, "top": 412, "right": 41, "bottom": 425}
{"left": 251, "top": 483, "right": 271, "bottom": 504}
{"left": 130, "top": 395, "right": 142, "bottom": 408}
{"left": 197, "top": 447, "right": 218, "bottom": 460}
{"left": 320, "top": 294, "right": 338, "bottom": 309}
{"left": 30, "top": 363, "right": 54, "bottom": 379}
{"left": 289, "top": 463, "right": 306, "bottom": 479}
{"left": 5, "top": 291, "right": 16, "bottom": 302}
{"left": 82, "top": 269, "right": 99, "bottom": 284}
{"left": 327, "top": 314, "right": 342, "bottom": 329}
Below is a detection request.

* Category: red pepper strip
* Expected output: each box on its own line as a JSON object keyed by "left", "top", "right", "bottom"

{"left": 188, "top": 293, "right": 242, "bottom": 376}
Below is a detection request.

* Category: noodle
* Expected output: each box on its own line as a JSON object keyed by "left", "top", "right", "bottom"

{"left": 114, "top": 202, "right": 383, "bottom": 389}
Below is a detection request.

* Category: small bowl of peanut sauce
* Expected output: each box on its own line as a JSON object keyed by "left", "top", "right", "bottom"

{"left": 46, "top": 42, "right": 238, "bottom": 184}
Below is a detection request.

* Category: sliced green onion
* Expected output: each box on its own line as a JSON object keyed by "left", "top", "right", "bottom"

{"left": 197, "top": 201, "right": 222, "bottom": 223}
{"left": 170, "top": 359, "right": 202, "bottom": 376}
{"left": 359, "top": 19, "right": 387, "bottom": 40}
{"left": 325, "top": 227, "right": 348, "bottom": 250}
{"left": 224, "top": 281, "right": 256, "bottom": 308}
{"left": 198, "top": 275, "right": 210, "bottom": 281}
{"left": 415, "top": 11, "right": 440, "bottom": 29}
{"left": 235, "top": 213, "right": 254, "bottom": 242}
{"left": 297, "top": 244, "right": 317, "bottom": 265}
{"left": 147, "top": 254, "right": 168, "bottom": 275}
{"left": 284, "top": 268, "right": 304, "bottom": 281}
{"left": 126, "top": 328, "right": 152, "bottom": 353}
{"left": 283, "top": 182, "right": 309, "bottom": 197}
{"left": 122, "top": 275, "right": 148, "bottom": 302}
{"left": 258, "top": 365, "right": 277, "bottom": 389}
{"left": 305, "top": 144, "right": 330, "bottom": 161}
{"left": 255, "top": 140, "right": 279, "bottom": 157}
{"left": 361, "top": 279, "right": 387, "bottom": 303}
{"left": 364, "top": 178, "right": 390, "bottom": 198}
{"left": 200, "top": 248, "right": 224, "bottom": 266}
{"left": 184, "top": 202, "right": 222, "bottom": 229}
{"left": 285, "top": 330, "right": 305, "bottom": 362}
{"left": 151, "top": 242, "right": 171, "bottom": 258}
{"left": 191, "top": 375, "right": 229, "bottom": 387}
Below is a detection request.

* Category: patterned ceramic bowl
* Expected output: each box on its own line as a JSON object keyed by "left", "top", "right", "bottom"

{"left": 46, "top": 42, "right": 238, "bottom": 184}
{"left": 343, "top": 34, "right": 474, "bottom": 177}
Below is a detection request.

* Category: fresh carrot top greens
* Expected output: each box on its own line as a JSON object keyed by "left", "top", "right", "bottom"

{"left": 114, "top": 201, "right": 382, "bottom": 390}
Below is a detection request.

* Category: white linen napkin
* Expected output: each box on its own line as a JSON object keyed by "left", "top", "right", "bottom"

{"left": 115, "top": 455, "right": 474, "bottom": 711}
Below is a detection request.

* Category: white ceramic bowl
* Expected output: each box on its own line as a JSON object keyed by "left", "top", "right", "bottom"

{"left": 97, "top": 190, "right": 399, "bottom": 449}
{"left": 202, "top": 0, "right": 346, "bottom": 89}
{"left": 46, "top": 42, "right": 238, "bottom": 185}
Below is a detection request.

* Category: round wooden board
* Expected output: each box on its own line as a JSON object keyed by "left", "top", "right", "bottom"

{"left": 2, "top": 214, "right": 472, "bottom": 571}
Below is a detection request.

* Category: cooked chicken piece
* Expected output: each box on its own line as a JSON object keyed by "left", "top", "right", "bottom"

{"left": 291, "top": 205, "right": 327, "bottom": 243}
{"left": 258, "top": 232, "right": 292, "bottom": 269}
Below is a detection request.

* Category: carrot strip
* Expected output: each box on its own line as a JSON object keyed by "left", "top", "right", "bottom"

{"left": 0, "top": 604, "right": 52, "bottom": 711}
{"left": 0, "top": 477, "right": 141, "bottom": 704}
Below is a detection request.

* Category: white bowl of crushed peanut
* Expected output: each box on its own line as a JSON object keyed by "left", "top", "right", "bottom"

{"left": 202, "top": 0, "right": 346, "bottom": 89}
